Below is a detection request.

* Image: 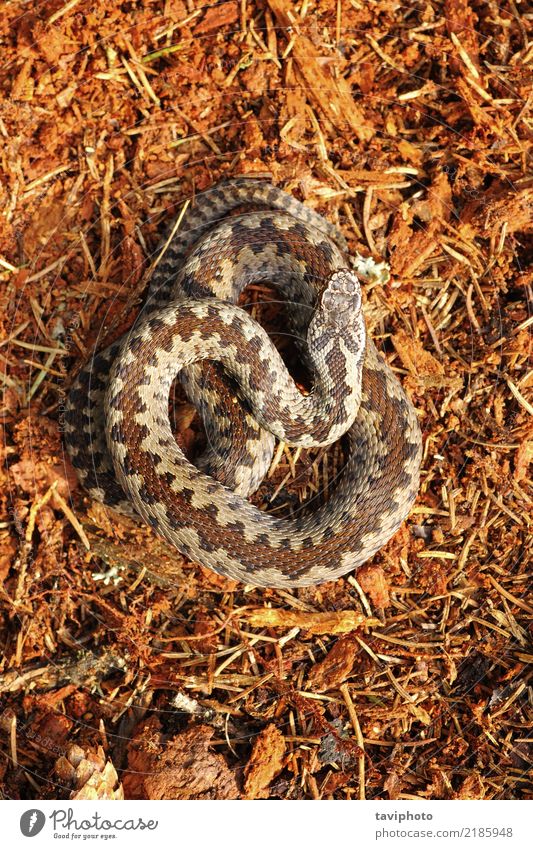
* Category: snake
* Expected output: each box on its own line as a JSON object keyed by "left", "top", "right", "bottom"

{"left": 64, "top": 178, "right": 422, "bottom": 588}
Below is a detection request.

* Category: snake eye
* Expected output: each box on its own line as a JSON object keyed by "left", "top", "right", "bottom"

{"left": 351, "top": 287, "right": 362, "bottom": 313}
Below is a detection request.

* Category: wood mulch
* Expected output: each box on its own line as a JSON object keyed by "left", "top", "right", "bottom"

{"left": 0, "top": 0, "right": 531, "bottom": 800}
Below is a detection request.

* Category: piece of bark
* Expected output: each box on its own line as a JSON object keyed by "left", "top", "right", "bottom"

{"left": 307, "top": 636, "right": 360, "bottom": 692}
{"left": 460, "top": 182, "right": 533, "bottom": 240}
{"left": 195, "top": 1, "right": 239, "bottom": 35}
{"left": 391, "top": 329, "right": 462, "bottom": 393}
{"left": 445, "top": 0, "right": 480, "bottom": 76}
{"left": 244, "top": 724, "right": 286, "bottom": 799}
{"left": 243, "top": 608, "right": 378, "bottom": 636}
{"left": 123, "top": 719, "right": 239, "bottom": 800}
{"left": 267, "top": 0, "right": 374, "bottom": 141}
{"left": 357, "top": 564, "right": 390, "bottom": 608}
{"left": 0, "top": 651, "right": 126, "bottom": 695}
{"left": 514, "top": 433, "right": 533, "bottom": 483}
{"left": 388, "top": 170, "right": 452, "bottom": 278}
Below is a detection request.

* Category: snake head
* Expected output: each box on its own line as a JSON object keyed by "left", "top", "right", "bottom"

{"left": 316, "top": 270, "right": 362, "bottom": 328}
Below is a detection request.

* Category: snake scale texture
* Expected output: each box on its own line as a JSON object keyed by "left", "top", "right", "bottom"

{"left": 65, "top": 179, "right": 422, "bottom": 588}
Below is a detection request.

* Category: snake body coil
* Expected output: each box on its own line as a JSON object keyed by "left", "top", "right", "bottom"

{"left": 65, "top": 179, "right": 422, "bottom": 588}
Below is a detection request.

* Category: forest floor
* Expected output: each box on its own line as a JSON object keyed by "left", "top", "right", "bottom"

{"left": 0, "top": 0, "right": 531, "bottom": 800}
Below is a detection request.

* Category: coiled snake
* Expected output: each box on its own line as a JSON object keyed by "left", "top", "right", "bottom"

{"left": 65, "top": 179, "right": 422, "bottom": 588}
